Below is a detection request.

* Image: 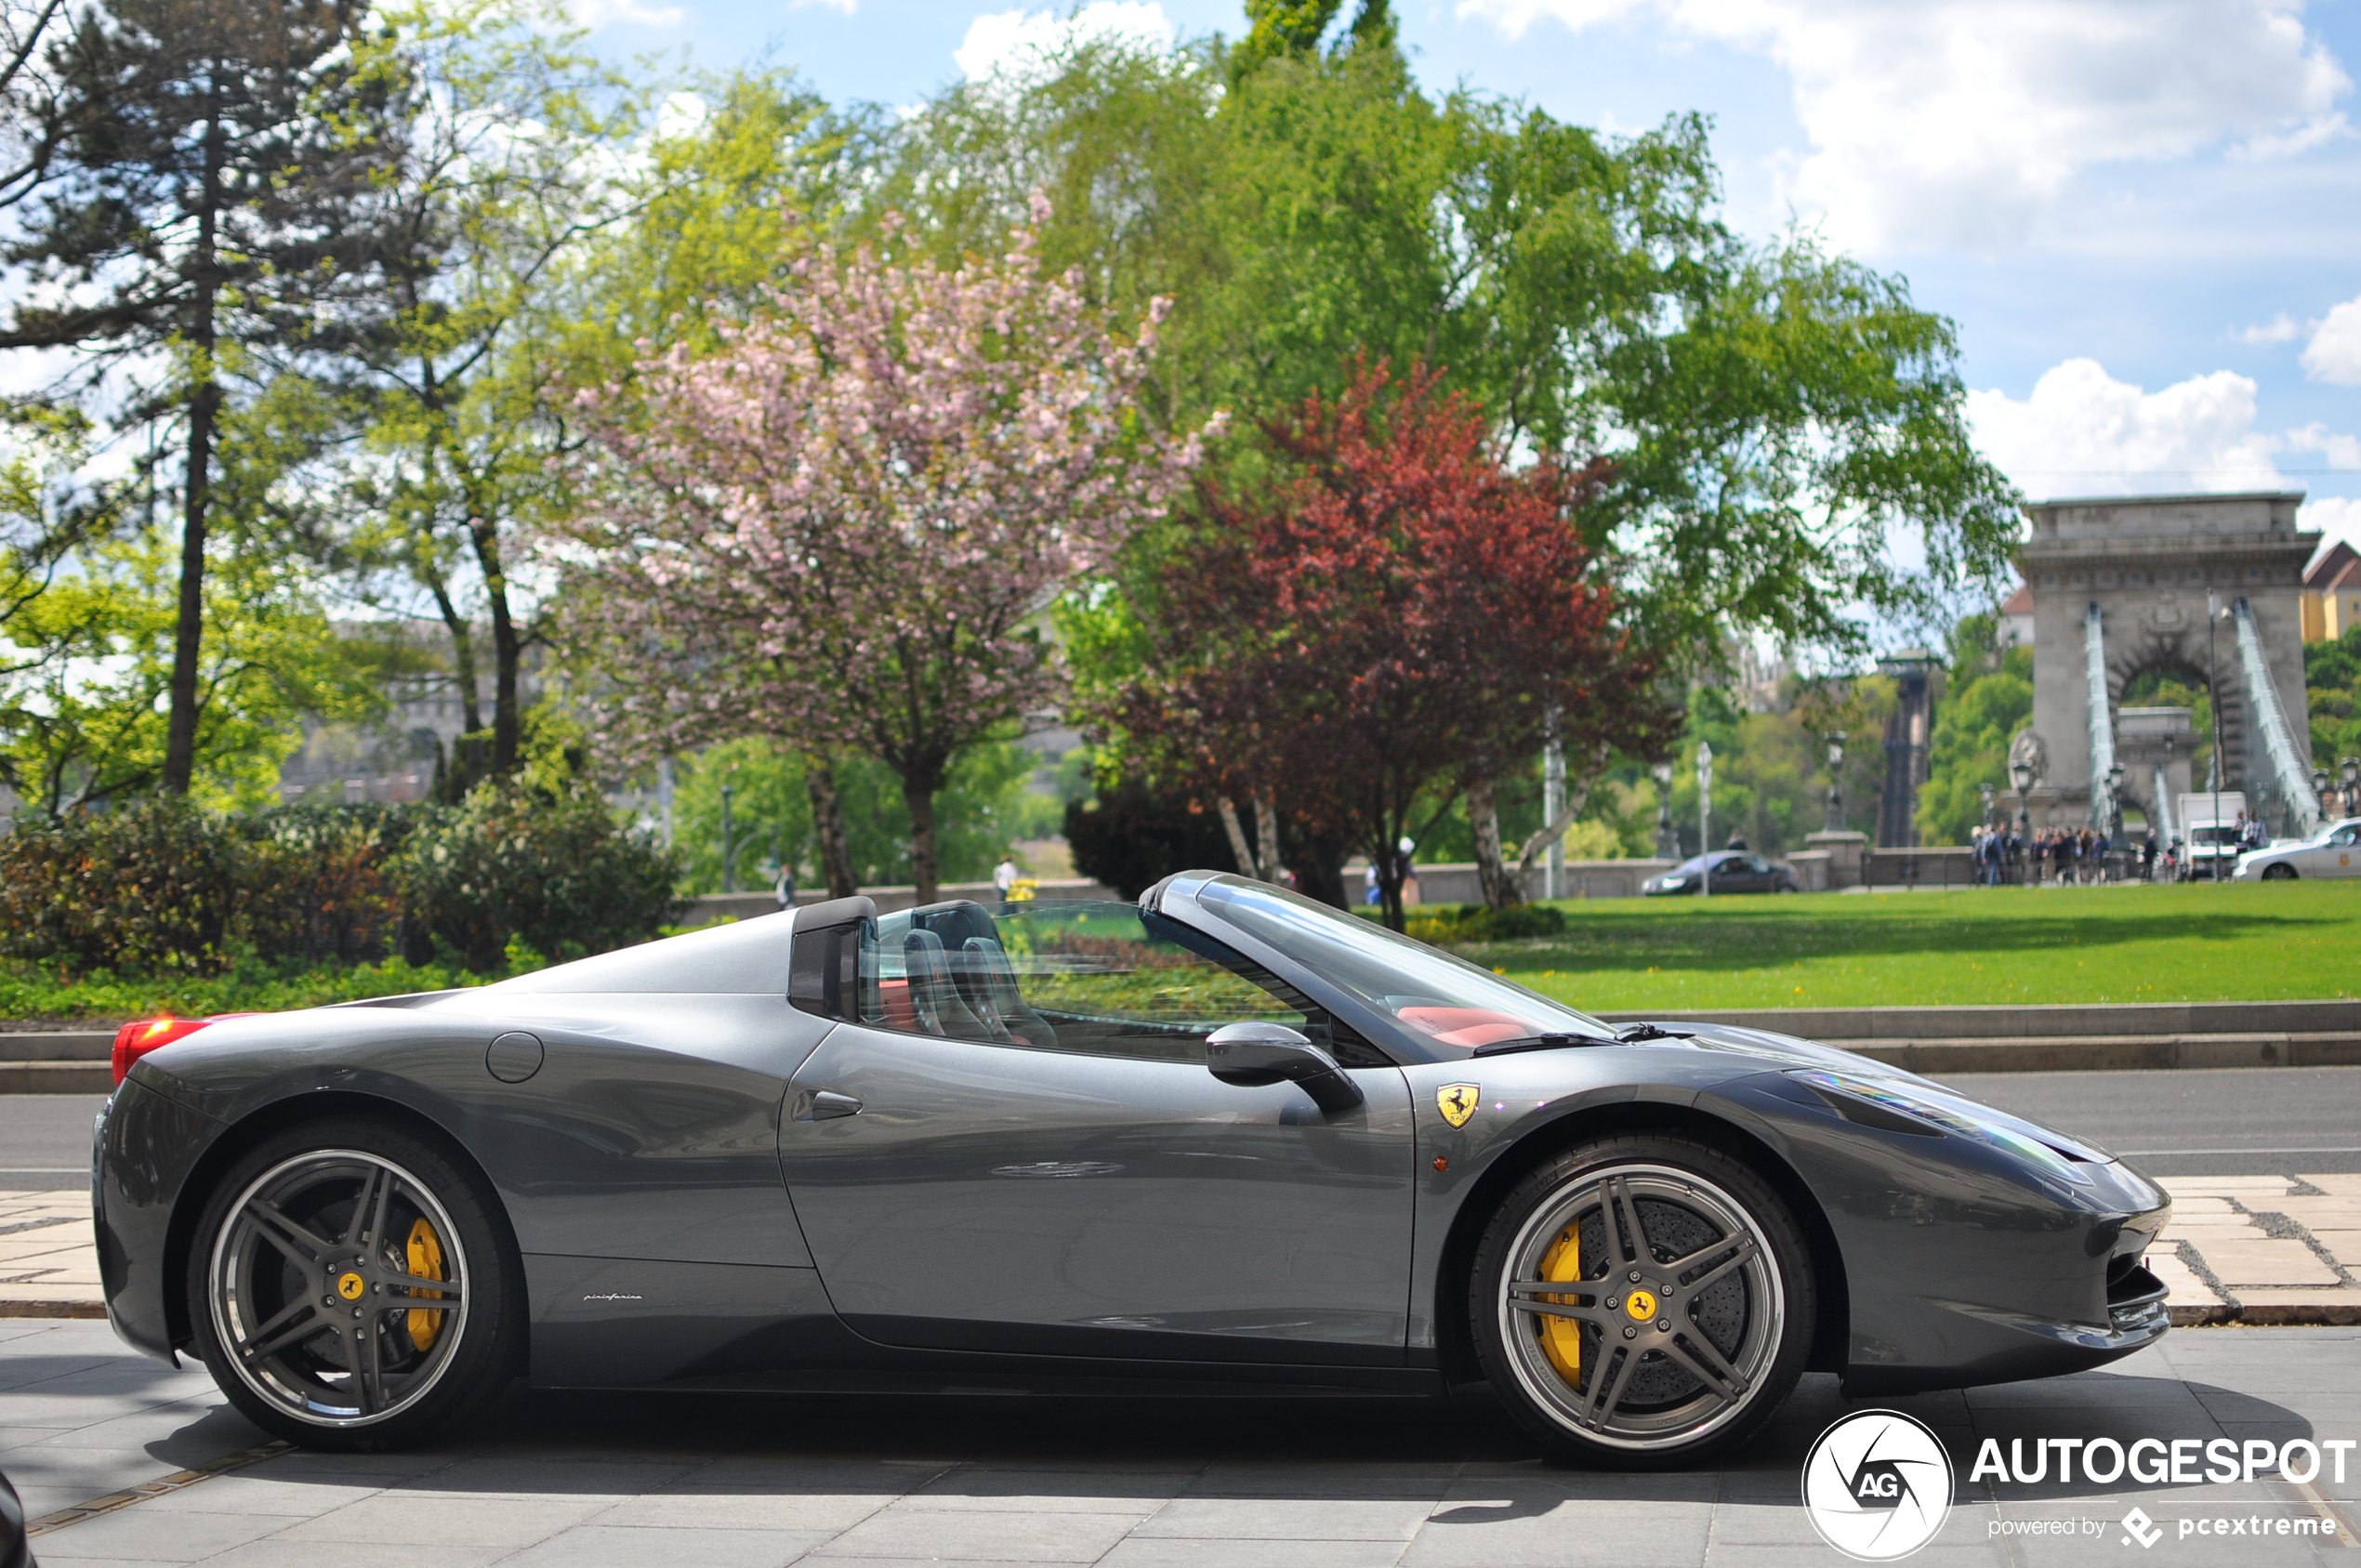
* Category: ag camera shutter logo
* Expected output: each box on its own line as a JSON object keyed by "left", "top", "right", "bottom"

{"left": 1802, "top": 1409, "right": 1955, "bottom": 1561}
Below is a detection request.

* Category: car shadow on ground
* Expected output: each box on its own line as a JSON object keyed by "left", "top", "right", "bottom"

{"left": 175, "top": 1365, "right": 2308, "bottom": 1515}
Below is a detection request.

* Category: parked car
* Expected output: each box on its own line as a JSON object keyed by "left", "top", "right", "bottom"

{"left": 1641, "top": 850, "right": 1802, "bottom": 895}
{"left": 2232, "top": 817, "right": 2361, "bottom": 881}
{"left": 0, "top": 1468, "right": 31, "bottom": 1568}
{"left": 96, "top": 875, "right": 2167, "bottom": 1469}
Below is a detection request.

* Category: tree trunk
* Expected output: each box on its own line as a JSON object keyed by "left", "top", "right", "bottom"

{"left": 1470, "top": 779, "right": 1524, "bottom": 908}
{"left": 162, "top": 110, "right": 223, "bottom": 797}
{"left": 904, "top": 770, "right": 942, "bottom": 906}
{"left": 1217, "top": 797, "right": 1258, "bottom": 876}
{"left": 1375, "top": 835, "right": 1408, "bottom": 932}
{"left": 806, "top": 753, "right": 856, "bottom": 898}
{"left": 423, "top": 563, "right": 482, "bottom": 734}
{"left": 466, "top": 507, "right": 522, "bottom": 774}
{"left": 1253, "top": 792, "right": 1281, "bottom": 880}
{"left": 1515, "top": 743, "right": 1610, "bottom": 886}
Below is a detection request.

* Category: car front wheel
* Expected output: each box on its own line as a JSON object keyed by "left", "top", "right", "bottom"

{"left": 2262, "top": 863, "right": 2298, "bottom": 880}
{"left": 187, "top": 1115, "right": 523, "bottom": 1450}
{"left": 1469, "top": 1133, "right": 1814, "bottom": 1468}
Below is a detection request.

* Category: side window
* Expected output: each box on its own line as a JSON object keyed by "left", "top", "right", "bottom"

{"left": 2332, "top": 826, "right": 2359, "bottom": 848}
{"left": 854, "top": 900, "right": 1375, "bottom": 1065}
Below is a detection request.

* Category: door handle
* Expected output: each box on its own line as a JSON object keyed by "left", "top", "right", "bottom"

{"left": 797, "top": 1089, "right": 863, "bottom": 1122}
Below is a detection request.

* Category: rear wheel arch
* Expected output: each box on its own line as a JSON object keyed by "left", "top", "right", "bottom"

{"left": 162, "top": 1091, "right": 516, "bottom": 1353}
{"left": 1431, "top": 1101, "right": 1849, "bottom": 1387}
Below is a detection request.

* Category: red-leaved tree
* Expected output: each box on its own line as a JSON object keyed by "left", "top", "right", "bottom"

{"left": 1101, "top": 359, "right": 1675, "bottom": 929}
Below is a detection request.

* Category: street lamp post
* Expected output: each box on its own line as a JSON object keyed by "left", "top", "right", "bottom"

{"left": 2207, "top": 594, "right": 2228, "bottom": 881}
{"left": 2011, "top": 758, "right": 2033, "bottom": 886}
{"left": 2343, "top": 757, "right": 2360, "bottom": 819}
{"left": 2105, "top": 761, "right": 2126, "bottom": 879}
{"left": 1979, "top": 782, "right": 1995, "bottom": 828}
{"left": 2315, "top": 764, "right": 2332, "bottom": 821}
{"left": 1824, "top": 731, "right": 1847, "bottom": 832}
{"left": 1697, "top": 742, "right": 1714, "bottom": 899}
{"left": 719, "top": 784, "right": 736, "bottom": 894}
{"left": 1652, "top": 761, "right": 1676, "bottom": 859}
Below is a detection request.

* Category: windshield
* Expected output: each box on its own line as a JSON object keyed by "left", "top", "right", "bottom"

{"left": 1190, "top": 876, "right": 1613, "bottom": 1050}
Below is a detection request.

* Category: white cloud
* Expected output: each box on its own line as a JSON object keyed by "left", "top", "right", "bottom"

{"left": 569, "top": 0, "right": 683, "bottom": 27}
{"left": 1457, "top": 0, "right": 2352, "bottom": 253}
{"left": 956, "top": 3, "right": 1175, "bottom": 85}
{"left": 2301, "top": 293, "right": 2361, "bottom": 385}
{"left": 1966, "top": 358, "right": 2286, "bottom": 498}
{"left": 2238, "top": 313, "right": 2302, "bottom": 345}
{"left": 2303, "top": 495, "right": 2361, "bottom": 556}
{"left": 794, "top": 0, "right": 855, "bottom": 12}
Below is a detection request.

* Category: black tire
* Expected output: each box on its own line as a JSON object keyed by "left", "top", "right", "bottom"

{"left": 2262, "top": 863, "right": 2297, "bottom": 881}
{"left": 1468, "top": 1132, "right": 1814, "bottom": 1469}
{"left": 186, "top": 1114, "right": 523, "bottom": 1451}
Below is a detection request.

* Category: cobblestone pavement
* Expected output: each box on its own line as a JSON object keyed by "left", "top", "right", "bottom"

{"left": 3, "top": 1318, "right": 2358, "bottom": 1565}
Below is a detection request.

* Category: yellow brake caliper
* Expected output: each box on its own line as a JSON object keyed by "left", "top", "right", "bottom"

{"left": 405, "top": 1218, "right": 445, "bottom": 1351}
{"left": 1537, "top": 1227, "right": 1583, "bottom": 1384}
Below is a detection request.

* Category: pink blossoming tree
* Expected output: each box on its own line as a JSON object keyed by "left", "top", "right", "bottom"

{"left": 560, "top": 199, "right": 1213, "bottom": 903}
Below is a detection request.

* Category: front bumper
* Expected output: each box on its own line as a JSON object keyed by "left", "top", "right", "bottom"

{"left": 1708, "top": 1074, "right": 2171, "bottom": 1394}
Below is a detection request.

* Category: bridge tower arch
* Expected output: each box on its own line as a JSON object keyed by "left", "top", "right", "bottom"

{"left": 2013, "top": 493, "right": 2315, "bottom": 836}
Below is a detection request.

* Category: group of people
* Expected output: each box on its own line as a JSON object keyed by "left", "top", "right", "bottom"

{"left": 1967, "top": 823, "right": 2130, "bottom": 885}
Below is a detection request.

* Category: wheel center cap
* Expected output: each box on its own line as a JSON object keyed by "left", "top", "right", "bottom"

{"left": 1625, "top": 1288, "right": 1657, "bottom": 1321}
{"left": 336, "top": 1272, "right": 365, "bottom": 1301}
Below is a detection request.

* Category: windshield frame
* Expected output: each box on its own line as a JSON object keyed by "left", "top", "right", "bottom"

{"left": 1147, "top": 870, "right": 1616, "bottom": 1065}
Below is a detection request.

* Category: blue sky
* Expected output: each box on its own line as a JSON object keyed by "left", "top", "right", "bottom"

{"left": 580, "top": 0, "right": 2361, "bottom": 557}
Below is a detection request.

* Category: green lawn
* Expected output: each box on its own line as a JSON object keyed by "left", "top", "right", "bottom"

{"left": 1471, "top": 881, "right": 2361, "bottom": 1014}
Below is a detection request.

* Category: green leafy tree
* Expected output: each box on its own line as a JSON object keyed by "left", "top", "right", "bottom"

{"left": 2307, "top": 625, "right": 2361, "bottom": 782}
{"left": 0, "top": 0, "right": 400, "bottom": 793}
{"left": 1915, "top": 613, "right": 2033, "bottom": 845}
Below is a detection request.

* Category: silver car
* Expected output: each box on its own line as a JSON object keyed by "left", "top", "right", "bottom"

{"left": 2233, "top": 817, "right": 2361, "bottom": 880}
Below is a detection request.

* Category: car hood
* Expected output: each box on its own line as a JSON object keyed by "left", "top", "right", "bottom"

{"left": 1645, "top": 1020, "right": 1948, "bottom": 1088}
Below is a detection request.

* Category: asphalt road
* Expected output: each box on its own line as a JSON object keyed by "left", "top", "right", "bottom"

{"left": 7, "top": 1068, "right": 2359, "bottom": 1189}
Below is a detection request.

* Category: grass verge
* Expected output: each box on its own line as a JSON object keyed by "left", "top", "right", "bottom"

{"left": 1472, "top": 881, "right": 2361, "bottom": 1014}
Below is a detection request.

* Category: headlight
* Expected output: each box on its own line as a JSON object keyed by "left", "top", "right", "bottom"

{"left": 1657, "top": 876, "right": 1688, "bottom": 889}
{"left": 1789, "top": 1068, "right": 2106, "bottom": 1185}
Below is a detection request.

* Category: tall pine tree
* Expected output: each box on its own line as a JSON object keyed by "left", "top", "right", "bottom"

{"left": 0, "top": 0, "right": 395, "bottom": 793}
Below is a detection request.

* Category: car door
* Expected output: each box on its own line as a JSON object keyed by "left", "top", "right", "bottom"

{"left": 779, "top": 900, "right": 1418, "bottom": 1365}
{"left": 2323, "top": 824, "right": 2361, "bottom": 876}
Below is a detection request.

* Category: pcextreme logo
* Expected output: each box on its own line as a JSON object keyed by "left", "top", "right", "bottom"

{"left": 1801, "top": 1410, "right": 1955, "bottom": 1561}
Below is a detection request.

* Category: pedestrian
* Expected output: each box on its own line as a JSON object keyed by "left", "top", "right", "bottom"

{"left": 1726, "top": 831, "right": 1748, "bottom": 852}
{"left": 994, "top": 853, "right": 1020, "bottom": 902}
{"left": 774, "top": 861, "right": 797, "bottom": 912}
{"left": 2141, "top": 828, "right": 2157, "bottom": 882}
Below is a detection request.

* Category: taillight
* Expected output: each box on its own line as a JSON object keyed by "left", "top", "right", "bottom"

{"left": 112, "top": 1016, "right": 215, "bottom": 1085}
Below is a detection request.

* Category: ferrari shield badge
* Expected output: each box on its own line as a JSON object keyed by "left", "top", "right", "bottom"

{"left": 1437, "top": 1084, "right": 1481, "bottom": 1128}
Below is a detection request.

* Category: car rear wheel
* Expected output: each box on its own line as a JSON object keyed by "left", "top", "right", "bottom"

{"left": 1469, "top": 1133, "right": 1814, "bottom": 1468}
{"left": 187, "top": 1116, "right": 522, "bottom": 1450}
{"left": 2262, "top": 863, "right": 2298, "bottom": 880}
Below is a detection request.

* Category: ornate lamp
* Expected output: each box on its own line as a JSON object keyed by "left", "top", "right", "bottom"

{"left": 1978, "top": 782, "right": 1995, "bottom": 826}
{"left": 2105, "top": 761, "right": 2127, "bottom": 863}
{"left": 2010, "top": 758, "right": 2034, "bottom": 831}
{"left": 2343, "top": 758, "right": 2360, "bottom": 818}
{"left": 1823, "top": 731, "right": 1847, "bottom": 832}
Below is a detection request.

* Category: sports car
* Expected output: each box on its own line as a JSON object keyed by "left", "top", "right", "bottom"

{"left": 93, "top": 872, "right": 2170, "bottom": 1467}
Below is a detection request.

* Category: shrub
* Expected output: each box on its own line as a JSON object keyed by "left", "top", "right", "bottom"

{"left": 1404, "top": 902, "right": 1568, "bottom": 945}
{"left": 0, "top": 799, "right": 244, "bottom": 974}
{"left": 240, "top": 806, "right": 415, "bottom": 966}
{"left": 397, "top": 782, "right": 684, "bottom": 971}
{"left": 1063, "top": 773, "right": 1240, "bottom": 900}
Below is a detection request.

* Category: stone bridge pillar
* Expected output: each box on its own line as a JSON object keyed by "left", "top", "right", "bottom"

{"left": 2014, "top": 493, "right": 2315, "bottom": 835}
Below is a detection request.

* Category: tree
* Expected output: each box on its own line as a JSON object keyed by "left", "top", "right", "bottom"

{"left": 1092, "top": 360, "right": 1676, "bottom": 929}
{"left": 560, "top": 201, "right": 1212, "bottom": 904}
{"left": 1916, "top": 612, "right": 2032, "bottom": 845}
{"left": 0, "top": 0, "right": 397, "bottom": 794}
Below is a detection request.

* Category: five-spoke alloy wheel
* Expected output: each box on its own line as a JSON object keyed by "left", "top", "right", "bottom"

{"left": 1471, "top": 1134, "right": 1814, "bottom": 1467}
{"left": 188, "top": 1117, "right": 521, "bottom": 1450}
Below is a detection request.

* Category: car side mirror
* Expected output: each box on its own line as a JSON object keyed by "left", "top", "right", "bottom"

{"left": 1205, "top": 1021, "right": 1365, "bottom": 1116}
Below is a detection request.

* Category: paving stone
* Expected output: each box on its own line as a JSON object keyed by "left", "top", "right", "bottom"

{"left": 1099, "top": 1538, "right": 1410, "bottom": 1568}
{"left": 2146, "top": 1251, "right": 2225, "bottom": 1308}
{"left": 598, "top": 1488, "right": 896, "bottom": 1532}
{"left": 813, "top": 1506, "right": 1141, "bottom": 1561}
{"left": 27, "top": 1504, "right": 308, "bottom": 1561}
{"left": 2187, "top": 1238, "right": 2342, "bottom": 1286}
{"left": 495, "top": 1522, "right": 831, "bottom": 1566}
{"left": 272, "top": 1492, "right": 609, "bottom": 1548}
{"left": 1137, "top": 1496, "right": 1440, "bottom": 1541}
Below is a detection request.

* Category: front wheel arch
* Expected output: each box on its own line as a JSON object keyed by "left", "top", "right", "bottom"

{"left": 162, "top": 1090, "right": 515, "bottom": 1356}
{"left": 1431, "top": 1103, "right": 1848, "bottom": 1390}
{"left": 2262, "top": 863, "right": 2298, "bottom": 880}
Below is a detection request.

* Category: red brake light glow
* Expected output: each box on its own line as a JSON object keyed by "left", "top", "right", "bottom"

{"left": 111, "top": 1016, "right": 216, "bottom": 1085}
